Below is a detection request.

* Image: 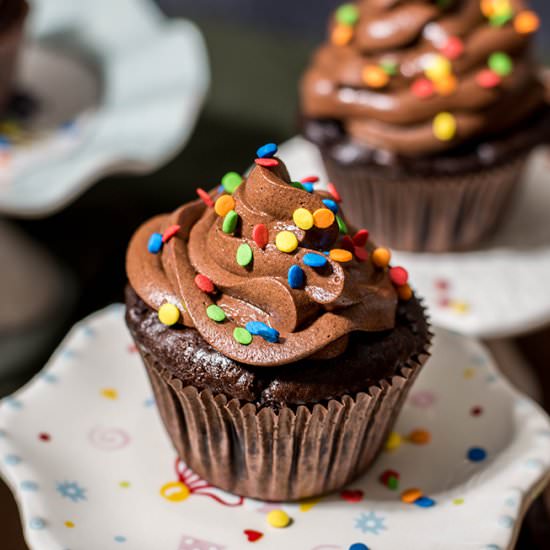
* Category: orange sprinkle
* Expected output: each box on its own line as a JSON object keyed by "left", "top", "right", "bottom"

{"left": 313, "top": 208, "right": 335, "bottom": 229}
{"left": 214, "top": 195, "right": 236, "bottom": 217}
{"left": 435, "top": 74, "right": 457, "bottom": 96}
{"left": 362, "top": 65, "right": 389, "bottom": 88}
{"left": 480, "top": 0, "right": 496, "bottom": 17}
{"left": 331, "top": 24, "right": 354, "bottom": 46}
{"left": 397, "top": 284, "right": 413, "bottom": 301}
{"left": 401, "top": 488, "right": 423, "bottom": 504}
{"left": 330, "top": 249, "right": 353, "bottom": 263}
{"left": 514, "top": 11, "right": 540, "bottom": 34}
{"left": 372, "top": 247, "right": 391, "bottom": 268}
{"left": 408, "top": 429, "right": 431, "bottom": 445}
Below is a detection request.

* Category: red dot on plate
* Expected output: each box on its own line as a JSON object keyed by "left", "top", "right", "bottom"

{"left": 435, "top": 278, "right": 450, "bottom": 291}
{"left": 471, "top": 406, "right": 483, "bottom": 416}
{"left": 38, "top": 433, "right": 51, "bottom": 442}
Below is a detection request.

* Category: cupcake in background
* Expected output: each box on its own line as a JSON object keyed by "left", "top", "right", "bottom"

{"left": 0, "top": 0, "right": 28, "bottom": 112}
{"left": 125, "top": 144, "right": 431, "bottom": 501}
{"left": 301, "top": 0, "right": 549, "bottom": 252}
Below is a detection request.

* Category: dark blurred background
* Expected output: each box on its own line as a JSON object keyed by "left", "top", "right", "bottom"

{"left": 1, "top": 1, "right": 549, "bottom": 548}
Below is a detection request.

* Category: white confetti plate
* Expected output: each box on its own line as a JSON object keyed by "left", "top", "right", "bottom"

{"left": 0, "top": 306, "right": 549, "bottom": 550}
{"left": 0, "top": 0, "right": 209, "bottom": 217}
{"left": 278, "top": 137, "right": 550, "bottom": 339}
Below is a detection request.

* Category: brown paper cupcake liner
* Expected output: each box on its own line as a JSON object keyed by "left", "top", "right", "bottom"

{"left": 141, "top": 345, "right": 429, "bottom": 502}
{"left": 322, "top": 153, "right": 528, "bottom": 252}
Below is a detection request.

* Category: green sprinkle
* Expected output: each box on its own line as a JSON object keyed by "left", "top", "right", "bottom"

{"left": 380, "top": 60, "right": 398, "bottom": 76}
{"left": 221, "top": 172, "right": 243, "bottom": 194}
{"left": 236, "top": 243, "right": 253, "bottom": 266}
{"left": 488, "top": 52, "right": 513, "bottom": 76}
{"left": 206, "top": 304, "right": 226, "bottom": 322}
{"left": 387, "top": 476, "right": 399, "bottom": 491}
{"left": 335, "top": 3, "right": 359, "bottom": 26}
{"left": 336, "top": 215, "right": 348, "bottom": 234}
{"left": 291, "top": 181, "right": 305, "bottom": 190}
{"left": 222, "top": 210, "right": 239, "bottom": 234}
{"left": 489, "top": 10, "right": 513, "bottom": 27}
{"left": 233, "top": 327, "right": 252, "bottom": 345}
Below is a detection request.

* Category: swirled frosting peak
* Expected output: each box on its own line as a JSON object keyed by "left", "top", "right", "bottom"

{"left": 127, "top": 146, "right": 414, "bottom": 366}
{"left": 301, "top": 0, "right": 545, "bottom": 156}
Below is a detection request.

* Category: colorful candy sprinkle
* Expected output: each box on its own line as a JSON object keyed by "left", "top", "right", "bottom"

{"left": 385, "top": 431, "right": 402, "bottom": 451}
{"left": 397, "top": 284, "right": 413, "bottom": 301}
{"left": 291, "top": 181, "right": 306, "bottom": 191}
{"left": 147, "top": 233, "right": 163, "bottom": 254}
{"left": 322, "top": 198, "right": 339, "bottom": 214}
{"left": 303, "top": 253, "right": 328, "bottom": 268}
{"left": 330, "top": 249, "right": 353, "bottom": 263}
{"left": 327, "top": 182, "right": 342, "bottom": 202}
{"left": 340, "top": 235, "right": 354, "bottom": 252}
{"left": 196, "top": 188, "right": 214, "bottom": 208}
{"left": 352, "top": 229, "right": 369, "bottom": 247}
{"left": 476, "top": 69, "right": 501, "bottom": 88}
{"left": 424, "top": 54, "right": 452, "bottom": 81}
{"left": 435, "top": 74, "right": 457, "bottom": 96}
{"left": 414, "top": 496, "right": 436, "bottom": 508}
{"left": 222, "top": 210, "right": 239, "bottom": 234}
{"left": 252, "top": 224, "right": 269, "bottom": 249}
{"left": 313, "top": 208, "right": 335, "bottom": 229}
{"left": 246, "top": 321, "right": 280, "bottom": 343}
{"left": 411, "top": 78, "right": 435, "bottom": 99}
{"left": 276, "top": 231, "right": 299, "bottom": 253}
{"left": 335, "top": 3, "right": 359, "bottom": 26}
{"left": 194, "top": 274, "right": 215, "bottom": 294}
{"left": 331, "top": 24, "right": 354, "bottom": 46}
{"left": 514, "top": 11, "right": 540, "bottom": 34}
{"left": 158, "top": 303, "right": 180, "bottom": 326}
{"left": 401, "top": 488, "right": 423, "bottom": 504}
{"left": 214, "top": 195, "right": 236, "bottom": 217}
{"left": 372, "top": 247, "right": 391, "bottom": 268}
{"left": 288, "top": 265, "right": 305, "bottom": 289}
{"left": 256, "top": 143, "right": 277, "bottom": 158}
{"left": 433, "top": 112, "right": 456, "bottom": 141}
{"left": 389, "top": 266, "right": 409, "bottom": 286}
{"left": 380, "top": 59, "right": 398, "bottom": 76}
{"left": 302, "top": 182, "right": 314, "bottom": 193}
{"left": 221, "top": 172, "right": 243, "bottom": 194}
{"left": 441, "top": 36, "right": 464, "bottom": 60}
{"left": 236, "top": 243, "right": 253, "bottom": 266}
{"left": 293, "top": 208, "right": 314, "bottom": 230}
{"left": 233, "top": 327, "right": 253, "bottom": 345}
{"left": 362, "top": 65, "right": 389, "bottom": 88}
{"left": 379, "top": 469, "right": 400, "bottom": 490}
{"left": 408, "top": 429, "right": 431, "bottom": 445}
{"left": 301, "top": 175, "right": 319, "bottom": 183}
{"left": 354, "top": 246, "right": 369, "bottom": 262}
{"left": 162, "top": 225, "right": 180, "bottom": 243}
{"left": 266, "top": 509, "right": 291, "bottom": 528}
{"left": 467, "top": 447, "right": 487, "bottom": 462}
{"left": 488, "top": 52, "right": 513, "bottom": 76}
{"left": 206, "top": 304, "right": 226, "bottom": 322}
{"left": 255, "top": 158, "right": 279, "bottom": 167}
{"left": 336, "top": 215, "right": 348, "bottom": 234}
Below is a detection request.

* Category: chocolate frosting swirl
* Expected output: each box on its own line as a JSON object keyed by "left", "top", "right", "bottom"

{"left": 301, "top": 0, "right": 546, "bottom": 156}
{"left": 126, "top": 158, "right": 402, "bottom": 367}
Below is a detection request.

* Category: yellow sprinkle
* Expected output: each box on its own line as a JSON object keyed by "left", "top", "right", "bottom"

{"left": 275, "top": 231, "right": 299, "bottom": 253}
{"left": 64, "top": 521, "right": 75, "bottom": 529}
{"left": 451, "top": 300, "right": 470, "bottom": 314}
{"left": 372, "top": 247, "right": 391, "bottom": 268}
{"left": 214, "top": 195, "right": 235, "bottom": 217}
{"left": 362, "top": 65, "right": 389, "bottom": 88}
{"left": 463, "top": 368, "right": 475, "bottom": 379}
{"left": 433, "top": 112, "right": 456, "bottom": 141}
{"left": 160, "top": 481, "right": 191, "bottom": 502}
{"left": 385, "top": 431, "right": 402, "bottom": 452}
{"left": 267, "top": 509, "right": 291, "bottom": 528}
{"left": 101, "top": 388, "right": 118, "bottom": 400}
{"left": 293, "top": 208, "right": 314, "bottom": 230}
{"left": 312, "top": 208, "right": 335, "bottom": 229}
{"left": 425, "top": 54, "right": 452, "bottom": 81}
{"left": 299, "top": 497, "right": 321, "bottom": 512}
{"left": 453, "top": 498, "right": 465, "bottom": 505}
{"left": 158, "top": 303, "right": 180, "bottom": 326}
{"left": 329, "top": 249, "right": 353, "bottom": 263}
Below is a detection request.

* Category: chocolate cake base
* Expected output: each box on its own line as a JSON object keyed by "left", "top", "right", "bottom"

{"left": 125, "top": 286, "right": 431, "bottom": 500}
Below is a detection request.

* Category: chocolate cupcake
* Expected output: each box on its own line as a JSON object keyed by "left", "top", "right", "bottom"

{"left": 301, "top": 1, "right": 550, "bottom": 252}
{"left": 125, "top": 145, "right": 431, "bottom": 501}
{"left": 0, "top": 0, "right": 28, "bottom": 112}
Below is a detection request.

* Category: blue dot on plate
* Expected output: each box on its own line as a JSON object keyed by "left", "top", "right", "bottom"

{"left": 485, "top": 546, "right": 502, "bottom": 550}
{"left": 349, "top": 544, "right": 369, "bottom": 550}
{"left": 21, "top": 481, "right": 39, "bottom": 492}
{"left": 499, "top": 515, "right": 514, "bottom": 529}
{"left": 4, "top": 454, "right": 22, "bottom": 465}
{"left": 114, "top": 536, "right": 127, "bottom": 543}
{"left": 467, "top": 447, "right": 487, "bottom": 462}
{"left": 29, "top": 517, "right": 45, "bottom": 530}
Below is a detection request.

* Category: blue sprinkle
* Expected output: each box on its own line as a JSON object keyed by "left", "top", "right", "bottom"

{"left": 21, "top": 481, "right": 39, "bottom": 492}
{"left": 4, "top": 454, "right": 21, "bottom": 465}
{"left": 256, "top": 143, "right": 278, "bottom": 159}
{"left": 114, "top": 536, "right": 127, "bottom": 543}
{"left": 303, "top": 253, "right": 328, "bottom": 268}
{"left": 349, "top": 544, "right": 369, "bottom": 550}
{"left": 302, "top": 182, "right": 314, "bottom": 193}
{"left": 322, "top": 198, "right": 339, "bottom": 214}
{"left": 29, "top": 517, "right": 45, "bottom": 530}
{"left": 467, "top": 447, "right": 487, "bottom": 462}
{"left": 287, "top": 265, "right": 305, "bottom": 289}
{"left": 246, "top": 321, "right": 280, "bottom": 343}
{"left": 147, "top": 233, "right": 163, "bottom": 254}
{"left": 414, "top": 496, "right": 436, "bottom": 508}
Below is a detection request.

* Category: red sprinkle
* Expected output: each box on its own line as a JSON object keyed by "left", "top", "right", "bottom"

{"left": 441, "top": 36, "right": 464, "bottom": 60}
{"left": 476, "top": 69, "right": 501, "bottom": 89}
{"left": 354, "top": 246, "right": 369, "bottom": 262}
{"left": 162, "top": 224, "right": 181, "bottom": 243}
{"left": 411, "top": 78, "right": 435, "bottom": 99}
{"left": 196, "top": 188, "right": 214, "bottom": 208}
{"left": 435, "top": 278, "right": 449, "bottom": 291}
{"left": 38, "top": 433, "right": 51, "bottom": 442}
{"left": 194, "top": 273, "right": 215, "bottom": 294}
{"left": 340, "top": 235, "right": 354, "bottom": 252}
{"left": 327, "top": 182, "right": 342, "bottom": 202}
{"left": 255, "top": 158, "right": 279, "bottom": 167}
{"left": 252, "top": 223, "right": 269, "bottom": 249}
{"left": 379, "top": 469, "right": 400, "bottom": 485}
{"left": 352, "top": 229, "right": 369, "bottom": 247}
{"left": 389, "top": 266, "right": 409, "bottom": 286}
{"left": 301, "top": 175, "right": 319, "bottom": 183}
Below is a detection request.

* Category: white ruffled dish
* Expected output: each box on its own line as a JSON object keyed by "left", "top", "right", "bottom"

{"left": 0, "top": 305, "right": 549, "bottom": 550}
{"left": 0, "top": 0, "right": 209, "bottom": 217}
{"left": 278, "top": 137, "right": 550, "bottom": 339}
